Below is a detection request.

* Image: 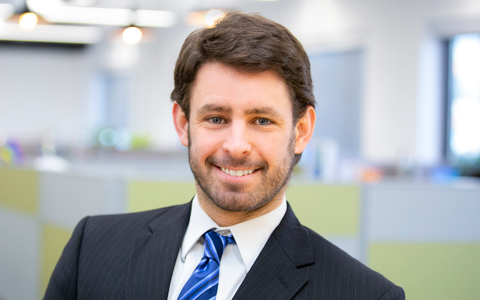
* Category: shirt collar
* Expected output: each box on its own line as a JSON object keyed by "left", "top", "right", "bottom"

{"left": 181, "top": 194, "right": 287, "bottom": 272}
{"left": 181, "top": 195, "right": 218, "bottom": 261}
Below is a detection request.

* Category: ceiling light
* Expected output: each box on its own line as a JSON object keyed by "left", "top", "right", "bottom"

{"left": 39, "top": 7, "right": 176, "bottom": 27}
{"left": 19, "top": 12, "right": 38, "bottom": 31}
{"left": 26, "top": 0, "right": 63, "bottom": 14}
{"left": 27, "top": 0, "right": 177, "bottom": 28}
{"left": 187, "top": 9, "right": 227, "bottom": 27}
{"left": 41, "top": 7, "right": 132, "bottom": 26}
{"left": 0, "top": 23, "right": 102, "bottom": 44}
{"left": 134, "top": 10, "right": 177, "bottom": 28}
{"left": 204, "top": 9, "right": 225, "bottom": 27}
{"left": 122, "top": 26, "right": 142, "bottom": 44}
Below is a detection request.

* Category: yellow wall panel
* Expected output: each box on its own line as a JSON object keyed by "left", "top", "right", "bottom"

{"left": 40, "top": 223, "right": 73, "bottom": 297}
{"left": 369, "top": 243, "right": 480, "bottom": 300}
{"left": 286, "top": 184, "right": 360, "bottom": 235}
{"left": 0, "top": 168, "right": 38, "bottom": 214}
{"left": 128, "top": 181, "right": 196, "bottom": 212}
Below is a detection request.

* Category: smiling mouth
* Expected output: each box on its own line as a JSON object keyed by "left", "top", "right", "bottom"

{"left": 220, "top": 167, "right": 255, "bottom": 177}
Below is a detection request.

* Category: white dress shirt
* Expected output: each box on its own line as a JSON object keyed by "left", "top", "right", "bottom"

{"left": 167, "top": 195, "right": 287, "bottom": 300}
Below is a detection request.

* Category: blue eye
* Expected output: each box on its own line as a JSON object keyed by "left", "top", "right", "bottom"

{"left": 257, "top": 118, "right": 270, "bottom": 126}
{"left": 210, "top": 117, "right": 223, "bottom": 124}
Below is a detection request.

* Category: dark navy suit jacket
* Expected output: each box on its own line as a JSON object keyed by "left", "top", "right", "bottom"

{"left": 44, "top": 202, "right": 405, "bottom": 299}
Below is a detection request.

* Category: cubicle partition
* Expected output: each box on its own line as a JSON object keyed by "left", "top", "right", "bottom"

{"left": 0, "top": 168, "right": 125, "bottom": 299}
{"left": 365, "top": 183, "right": 480, "bottom": 299}
{"left": 0, "top": 168, "right": 39, "bottom": 300}
{"left": 1, "top": 167, "right": 479, "bottom": 299}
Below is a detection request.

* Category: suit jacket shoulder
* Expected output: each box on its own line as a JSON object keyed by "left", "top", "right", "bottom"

{"left": 301, "top": 226, "right": 405, "bottom": 299}
{"left": 233, "top": 203, "right": 405, "bottom": 300}
{"left": 44, "top": 203, "right": 191, "bottom": 300}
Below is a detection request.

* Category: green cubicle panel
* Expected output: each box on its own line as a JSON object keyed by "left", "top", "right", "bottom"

{"left": 286, "top": 184, "right": 361, "bottom": 236}
{"left": 127, "top": 181, "right": 196, "bottom": 212}
{"left": 40, "top": 223, "right": 73, "bottom": 297}
{"left": 0, "top": 167, "right": 38, "bottom": 214}
{"left": 369, "top": 243, "right": 480, "bottom": 300}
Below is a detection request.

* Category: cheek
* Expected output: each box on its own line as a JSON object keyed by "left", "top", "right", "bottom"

{"left": 191, "top": 131, "right": 222, "bottom": 158}
{"left": 254, "top": 133, "right": 289, "bottom": 158}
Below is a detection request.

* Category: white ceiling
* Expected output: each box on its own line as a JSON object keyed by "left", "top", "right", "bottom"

{"left": 78, "top": 0, "right": 284, "bottom": 14}
{"left": 0, "top": 0, "right": 293, "bottom": 16}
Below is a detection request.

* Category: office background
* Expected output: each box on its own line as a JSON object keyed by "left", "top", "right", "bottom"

{"left": 1, "top": 0, "right": 480, "bottom": 299}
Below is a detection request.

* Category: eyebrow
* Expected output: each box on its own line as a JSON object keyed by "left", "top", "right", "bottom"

{"left": 244, "top": 107, "right": 282, "bottom": 118}
{"left": 198, "top": 104, "right": 282, "bottom": 119}
{"left": 198, "top": 104, "right": 232, "bottom": 114}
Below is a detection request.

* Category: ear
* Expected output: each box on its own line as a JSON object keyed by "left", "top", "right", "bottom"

{"left": 294, "top": 106, "right": 316, "bottom": 154}
{"left": 172, "top": 102, "right": 189, "bottom": 147}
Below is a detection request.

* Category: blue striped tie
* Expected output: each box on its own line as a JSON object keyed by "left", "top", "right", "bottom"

{"left": 177, "top": 230, "right": 235, "bottom": 300}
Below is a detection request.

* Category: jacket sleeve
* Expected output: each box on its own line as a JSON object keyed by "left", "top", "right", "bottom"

{"left": 378, "top": 285, "right": 405, "bottom": 300}
{"left": 43, "top": 216, "right": 89, "bottom": 300}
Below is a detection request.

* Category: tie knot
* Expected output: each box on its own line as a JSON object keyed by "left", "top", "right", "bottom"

{"left": 203, "top": 230, "right": 235, "bottom": 263}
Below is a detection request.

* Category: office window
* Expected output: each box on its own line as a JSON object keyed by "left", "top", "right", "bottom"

{"left": 446, "top": 34, "right": 480, "bottom": 169}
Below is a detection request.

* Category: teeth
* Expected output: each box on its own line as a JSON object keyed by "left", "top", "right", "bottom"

{"left": 221, "top": 167, "right": 255, "bottom": 177}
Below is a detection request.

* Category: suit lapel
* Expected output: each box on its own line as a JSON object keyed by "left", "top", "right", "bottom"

{"left": 125, "top": 203, "right": 191, "bottom": 300}
{"left": 233, "top": 203, "right": 314, "bottom": 300}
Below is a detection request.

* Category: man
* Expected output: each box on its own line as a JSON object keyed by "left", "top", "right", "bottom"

{"left": 45, "top": 12, "right": 405, "bottom": 300}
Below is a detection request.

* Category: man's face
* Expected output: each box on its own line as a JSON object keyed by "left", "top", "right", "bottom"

{"left": 185, "top": 62, "right": 296, "bottom": 213}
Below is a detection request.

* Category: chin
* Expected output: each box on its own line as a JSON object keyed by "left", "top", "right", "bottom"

{"left": 207, "top": 191, "right": 272, "bottom": 213}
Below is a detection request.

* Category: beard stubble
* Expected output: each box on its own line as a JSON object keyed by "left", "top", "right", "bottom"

{"left": 187, "top": 128, "right": 296, "bottom": 212}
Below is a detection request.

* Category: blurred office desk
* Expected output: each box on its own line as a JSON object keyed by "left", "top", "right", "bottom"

{"left": 1, "top": 167, "right": 479, "bottom": 300}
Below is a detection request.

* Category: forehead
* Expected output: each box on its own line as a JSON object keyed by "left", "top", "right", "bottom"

{"left": 190, "top": 62, "right": 293, "bottom": 116}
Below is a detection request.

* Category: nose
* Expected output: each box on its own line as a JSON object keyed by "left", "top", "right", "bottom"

{"left": 222, "top": 121, "right": 251, "bottom": 157}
